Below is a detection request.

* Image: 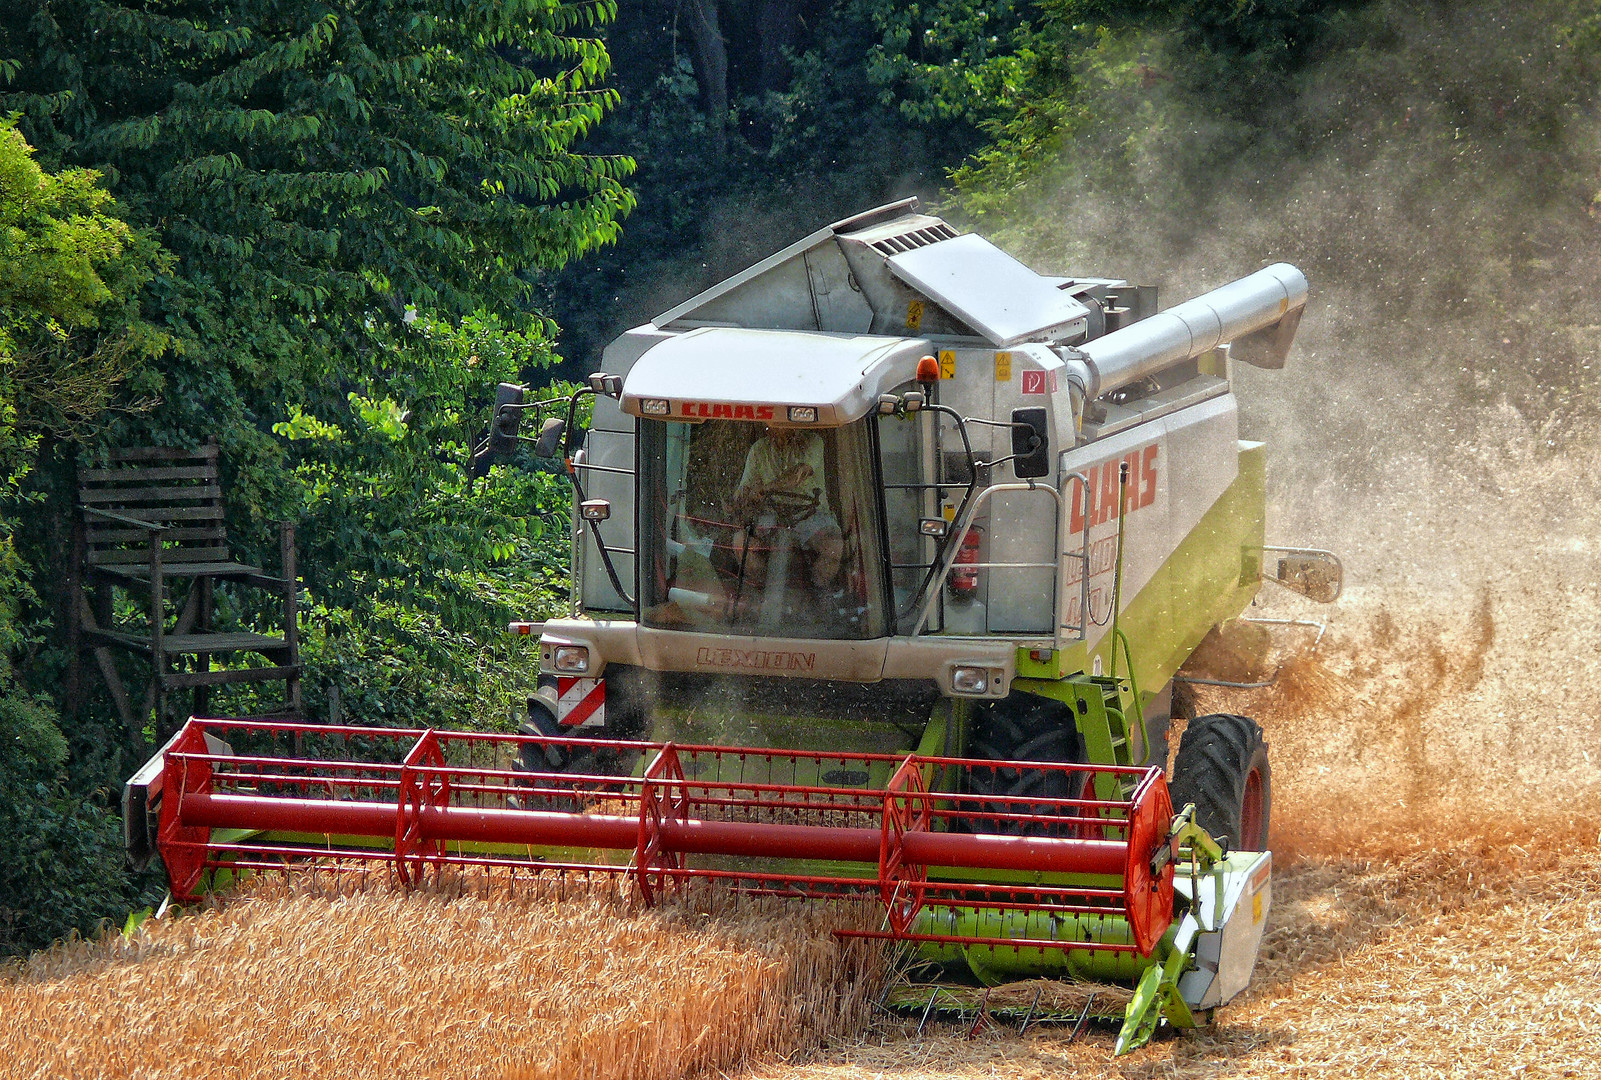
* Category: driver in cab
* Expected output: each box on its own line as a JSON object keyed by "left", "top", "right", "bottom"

{"left": 730, "top": 425, "right": 843, "bottom": 589}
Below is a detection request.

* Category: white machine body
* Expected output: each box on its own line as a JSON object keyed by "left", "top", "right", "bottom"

{"left": 561, "top": 200, "right": 1306, "bottom": 688}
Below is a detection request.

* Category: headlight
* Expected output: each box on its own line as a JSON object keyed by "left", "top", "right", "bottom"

{"left": 641, "top": 398, "right": 670, "bottom": 416}
{"left": 950, "top": 665, "right": 990, "bottom": 695}
{"left": 552, "top": 645, "right": 590, "bottom": 673}
{"left": 787, "top": 405, "right": 818, "bottom": 423}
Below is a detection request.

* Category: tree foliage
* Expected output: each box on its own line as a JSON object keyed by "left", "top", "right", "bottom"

{"left": 0, "top": 120, "right": 165, "bottom": 955}
{"left": 5, "top": 0, "right": 633, "bottom": 321}
{"left": 545, "top": 0, "right": 1038, "bottom": 368}
{"left": 2, "top": 0, "right": 634, "bottom": 522}
{"left": 0, "top": 1, "right": 631, "bottom": 954}
{"left": 268, "top": 310, "right": 573, "bottom": 730}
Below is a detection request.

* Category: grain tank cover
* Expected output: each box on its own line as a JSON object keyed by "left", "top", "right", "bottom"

{"left": 618, "top": 326, "right": 929, "bottom": 426}
{"left": 884, "top": 233, "right": 1092, "bottom": 347}
{"left": 649, "top": 199, "right": 1092, "bottom": 345}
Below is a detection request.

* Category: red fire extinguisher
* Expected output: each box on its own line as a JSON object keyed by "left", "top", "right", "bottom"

{"left": 949, "top": 527, "right": 983, "bottom": 596}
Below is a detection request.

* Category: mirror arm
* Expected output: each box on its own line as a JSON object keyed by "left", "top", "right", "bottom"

{"left": 557, "top": 384, "right": 635, "bottom": 609}
{"left": 563, "top": 387, "right": 598, "bottom": 458}
{"left": 976, "top": 446, "right": 1038, "bottom": 472}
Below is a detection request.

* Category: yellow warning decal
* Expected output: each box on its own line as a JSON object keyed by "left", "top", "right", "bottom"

{"left": 938, "top": 350, "right": 956, "bottom": 380}
{"left": 906, "top": 300, "right": 925, "bottom": 330}
{"left": 994, "top": 351, "right": 1012, "bottom": 381}
{"left": 1252, "top": 893, "right": 1264, "bottom": 923}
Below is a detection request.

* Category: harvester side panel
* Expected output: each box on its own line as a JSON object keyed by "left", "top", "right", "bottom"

{"left": 1057, "top": 394, "right": 1239, "bottom": 649}
{"left": 579, "top": 331, "right": 662, "bottom": 612}
{"left": 1140, "top": 441, "right": 1267, "bottom": 692}
{"left": 1024, "top": 436, "right": 1263, "bottom": 704}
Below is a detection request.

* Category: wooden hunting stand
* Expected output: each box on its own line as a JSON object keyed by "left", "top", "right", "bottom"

{"left": 72, "top": 439, "right": 302, "bottom": 737}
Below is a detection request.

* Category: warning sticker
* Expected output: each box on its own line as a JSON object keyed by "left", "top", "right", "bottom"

{"left": 938, "top": 350, "right": 956, "bottom": 380}
{"left": 905, "top": 300, "right": 924, "bottom": 331}
{"left": 1021, "top": 368, "right": 1059, "bottom": 395}
{"left": 994, "top": 351, "right": 1012, "bottom": 381}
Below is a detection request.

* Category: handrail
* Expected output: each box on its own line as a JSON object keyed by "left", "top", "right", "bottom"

{"left": 910, "top": 469, "right": 1096, "bottom": 650}
{"left": 911, "top": 480, "right": 1062, "bottom": 637}
{"left": 569, "top": 460, "right": 636, "bottom": 477}
{"left": 1059, "top": 470, "right": 1093, "bottom": 649}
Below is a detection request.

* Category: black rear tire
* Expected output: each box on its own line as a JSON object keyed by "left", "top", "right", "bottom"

{"left": 517, "top": 705, "right": 643, "bottom": 777}
{"left": 514, "top": 671, "right": 647, "bottom": 800}
{"left": 1168, "top": 713, "right": 1271, "bottom": 851}
{"left": 966, "top": 693, "right": 1086, "bottom": 834}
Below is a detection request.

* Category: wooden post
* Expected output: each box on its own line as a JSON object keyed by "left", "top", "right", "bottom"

{"left": 194, "top": 576, "right": 214, "bottom": 717}
{"left": 281, "top": 521, "right": 301, "bottom": 718}
{"left": 147, "top": 525, "right": 165, "bottom": 739}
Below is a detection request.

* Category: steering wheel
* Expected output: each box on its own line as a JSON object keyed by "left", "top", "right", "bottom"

{"left": 742, "top": 487, "right": 822, "bottom": 529}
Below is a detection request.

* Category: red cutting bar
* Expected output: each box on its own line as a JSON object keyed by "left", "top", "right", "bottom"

{"left": 178, "top": 792, "right": 1129, "bottom": 877}
{"left": 149, "top": 718, "right": 1177, "bottom": 955}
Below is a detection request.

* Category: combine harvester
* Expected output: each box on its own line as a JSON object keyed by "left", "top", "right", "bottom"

{"left": 125, "top": 200, "right": 1338, "bottom": 1054}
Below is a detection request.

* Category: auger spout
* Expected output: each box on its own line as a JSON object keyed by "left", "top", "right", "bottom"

{"left": 1062, "top": 262, "right": 1308, "bottom": 401}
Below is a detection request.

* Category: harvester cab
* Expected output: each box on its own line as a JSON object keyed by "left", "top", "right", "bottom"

{"left": 128, "top": 199, "right": 1338, "bottom": 1055}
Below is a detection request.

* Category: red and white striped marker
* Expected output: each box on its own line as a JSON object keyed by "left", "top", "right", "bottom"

{"left": 555, "top": 677, "right": 605, "bottom": 728}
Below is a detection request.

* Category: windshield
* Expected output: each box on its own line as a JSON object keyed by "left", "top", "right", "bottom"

{"left": 639, "top": 418, "right": 889, "bottom": 639}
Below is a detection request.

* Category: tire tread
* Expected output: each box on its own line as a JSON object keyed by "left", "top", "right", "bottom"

{"left": 1169, "top": 713, "right": 1271, "bottom": 850}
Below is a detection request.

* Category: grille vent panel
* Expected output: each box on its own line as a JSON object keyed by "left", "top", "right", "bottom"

{"left": 867, "top": 223, "right": 959, "bottom": 257}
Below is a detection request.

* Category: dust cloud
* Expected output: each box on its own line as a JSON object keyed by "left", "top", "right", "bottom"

{"left": 761, "top": 10, "right": 1601, "bottom": 1072}
{"left": 983, "top": 0, "right": 1601, "bottom": 853}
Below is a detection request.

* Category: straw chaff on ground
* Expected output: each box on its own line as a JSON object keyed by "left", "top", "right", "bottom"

{"left": 767, "top": 842, "right": 1601, "bottom": 1080}
{"left": 1, "top": 873, "right": 888, "bottom": 1080}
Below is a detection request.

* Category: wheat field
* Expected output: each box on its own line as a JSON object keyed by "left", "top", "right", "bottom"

{"left": 1, "top": 875, "right": 886, "bottom": 1080}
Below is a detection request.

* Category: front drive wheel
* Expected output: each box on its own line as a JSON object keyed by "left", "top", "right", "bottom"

{"left": 1167, "top": 713, "right": 1271, "bottom": 851}
{"left": 966, "top": 693, "right": 1087, "bottom": 835}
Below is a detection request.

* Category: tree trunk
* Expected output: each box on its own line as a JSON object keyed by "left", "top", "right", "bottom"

{"left": 684, "top": 0, "right": 728, "bottom": 159}
{"left": 756, "top": 0, "right": 802, "bottom": 94}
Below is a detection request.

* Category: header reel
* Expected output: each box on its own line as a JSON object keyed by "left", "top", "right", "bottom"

{"left": 130, "top": 716, "right": 1260, "bottom": 1054}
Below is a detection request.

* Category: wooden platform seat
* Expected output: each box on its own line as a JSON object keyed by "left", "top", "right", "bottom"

{"left": 73, "top": 440, "right": 301, "bottom": 735}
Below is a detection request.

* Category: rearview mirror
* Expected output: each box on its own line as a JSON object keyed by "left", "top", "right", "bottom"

{"left": 471, "top": 382, "right": 526, "bottom": 477}
{"left": 1010, "top": 407, "right": 1049, "bottom": 479}
{"left": 487, "top": 383, "right": 525, "bottom": 457}
{"left": 1263, "top": 546, "right": 1343, "bottom": 603}
{"left": 534, "top": 417, "right": 566, "bottom": 459}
